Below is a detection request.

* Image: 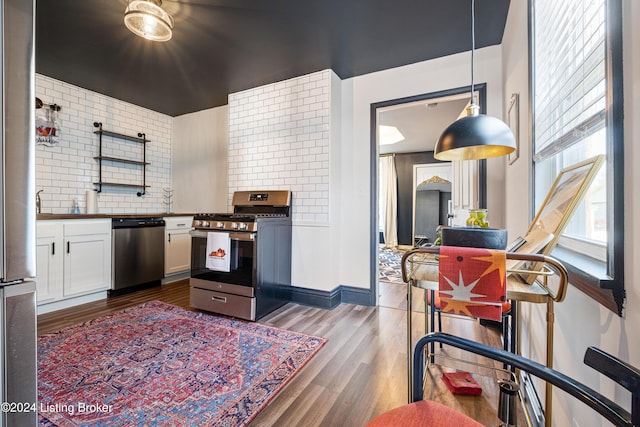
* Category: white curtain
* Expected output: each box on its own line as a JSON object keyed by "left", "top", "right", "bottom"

{"left": 379, "top": 155, "right": 398, "bottom": 248}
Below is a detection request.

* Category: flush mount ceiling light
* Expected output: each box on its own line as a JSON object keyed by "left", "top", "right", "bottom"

{"left": 124, "top": 0, "right": 174, "bottom": 42}
{"left": 379, "top": 125, "right": 405, "bottom": 145}
{"left": 434, "top": 0, "right": 515, "bottom": 161}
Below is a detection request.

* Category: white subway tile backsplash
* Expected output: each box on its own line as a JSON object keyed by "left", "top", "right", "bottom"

{"left": 35, "top": 74, "right": 171, "bottom": 214}
{"left": 228, "top": 70, "right": 332, "bottom": 224}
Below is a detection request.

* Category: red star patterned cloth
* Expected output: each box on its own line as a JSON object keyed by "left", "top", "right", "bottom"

{"left": 438, "top": 246, "right": 507, "bottom": 321}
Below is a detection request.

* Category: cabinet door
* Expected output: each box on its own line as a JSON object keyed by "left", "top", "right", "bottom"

{"left": 63, "top": 221, "right": 111, "bottom": 297}
{"left": 35, "top": 222, "right": 63, "bottom": 304}
{"left": 165, "top": 230, "right": 192, "bottom": 275}
{"left": 451, "top": 159, "right": 479, "bottom": 226}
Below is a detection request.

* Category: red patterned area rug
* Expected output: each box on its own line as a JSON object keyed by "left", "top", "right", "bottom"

{"left": 38, "top": 301, "right": 327, "bottom": 426}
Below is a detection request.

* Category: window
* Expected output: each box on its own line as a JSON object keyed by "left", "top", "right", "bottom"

{"left": 530, "top": 0, "right": 624, "bottom": 314}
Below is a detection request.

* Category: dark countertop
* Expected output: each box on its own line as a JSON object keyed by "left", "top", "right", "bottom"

{"left": 37, "top": 213, "right": 197, "bottom": 220}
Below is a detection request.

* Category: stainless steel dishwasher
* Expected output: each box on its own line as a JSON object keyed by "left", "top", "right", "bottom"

{"left": 111, "top": 217, "right": 165, "bottom": 295}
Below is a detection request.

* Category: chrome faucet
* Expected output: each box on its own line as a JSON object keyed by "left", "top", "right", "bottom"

{"left": 36, "top": 189, "right": 43, "bottom": 214}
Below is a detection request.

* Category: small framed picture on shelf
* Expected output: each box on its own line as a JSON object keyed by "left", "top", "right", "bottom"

{"left": 527, "top": 155, "right": 605, "bottom": 244}
{"left": 507, "top": 93, "right": 519, "bottom": 165}
{"left": 521, "top": 154, "right": 605, "bottom": 283}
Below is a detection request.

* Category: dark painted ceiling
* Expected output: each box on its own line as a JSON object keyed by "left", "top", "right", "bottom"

{"left": 36, "top": 0, "right": 510, "bottom": 117}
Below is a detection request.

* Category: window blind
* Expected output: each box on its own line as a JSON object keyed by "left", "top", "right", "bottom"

{"left": 533, "top": 0, "right": 606, "bottom": 162}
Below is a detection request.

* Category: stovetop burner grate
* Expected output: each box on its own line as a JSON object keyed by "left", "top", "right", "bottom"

{"left": 193, "top": 190, "right": 291, "bottom": 227}
{"left": 193, "top": 213, "right": 288, "bottom": 221}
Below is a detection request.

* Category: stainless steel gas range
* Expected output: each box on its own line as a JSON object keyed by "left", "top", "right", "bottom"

{"left": 189, "top": 190, "right": 292, "bottom": 321}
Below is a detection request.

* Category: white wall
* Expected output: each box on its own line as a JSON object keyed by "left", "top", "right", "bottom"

{"left": 228, "top": 71, "right": 331, "bottom": 223}
{"left": 227, "top": 70, "right": 339, "bottom": 291}
{"left": 502, "top": 1, "right": 640, "bottom": 426}
{"left": 171, "top": 106, "right": 228, "bottom": 213}
{"left": 293, "top": 71, "right": 343, "bottom": 292}
{"left": 339, "top": 46, "right": 507, "bottom": 288}
{"left": 35, "top": 75, "right": 172, "bottom": 214}
{"left": 502, "top": 0, "right": 532, "bottom": 238}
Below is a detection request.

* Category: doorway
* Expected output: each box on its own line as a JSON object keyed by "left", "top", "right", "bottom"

{"left": 371, "top": 85, "right": 488, "bottom": 308}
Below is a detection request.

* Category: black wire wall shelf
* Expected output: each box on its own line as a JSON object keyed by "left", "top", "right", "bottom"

{"left": 93, "top": 121, "right": 149, "bottom": 197}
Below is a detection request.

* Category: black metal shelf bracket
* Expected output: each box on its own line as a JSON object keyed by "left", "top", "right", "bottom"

{"left": 94, "top": 122, "right": 103, "bottom": 194}
{"left": 137, "top": 132, "right": 146, "bottom": 197}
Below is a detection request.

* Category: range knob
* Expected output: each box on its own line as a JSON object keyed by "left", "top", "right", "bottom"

{"left": 193, "top": 220, "right": 201, "bottom": 227}
{"left": 231, "top": 222, "right": 239, "bottom": 229}
{"left": 239, "top": 223, "right": 248, "bottom": 230}
{"left": 202, "top": 221, "right": 210, "bottom": 227}
{"left": 216, "top": 222, "right": 225, "bottom": 229}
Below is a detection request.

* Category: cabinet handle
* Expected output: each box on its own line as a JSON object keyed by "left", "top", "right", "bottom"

{"left": 168, "top": 233, "right": 171, "bottom": 243}
{"left": 177, "top": 223, "right": 186, "bottom": 227}
{"left": 67, "top": 241, "right": 70, "bottom": 254}
{"left": 52, "top": 242, "right": 55, "bottom": 255}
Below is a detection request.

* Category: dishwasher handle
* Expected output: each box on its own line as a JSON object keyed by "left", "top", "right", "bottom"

{"left": 112, "top": 218, "right": 166, "bottom": 229}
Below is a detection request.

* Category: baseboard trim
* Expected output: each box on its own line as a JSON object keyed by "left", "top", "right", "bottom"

{"left": 37, "top": 291, "right": 107, "bottom": 315}
{"left": 162, "top": 271, "right": 190, "bottom": 285}
{"left": 290, "top": 285, "right": 373, "bottom": 309}
{"left": 290, "top": 286, "right": 342, "bottom": 309}
{"left": 340, "top": 285, "right": 373, "bottom": 305}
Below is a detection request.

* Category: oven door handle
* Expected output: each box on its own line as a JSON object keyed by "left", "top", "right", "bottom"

{"left": 229, "top": 233, "right": 255, "bottom": 241}
{"left": 190, "top": 230, "right": 255, "bottom": 241}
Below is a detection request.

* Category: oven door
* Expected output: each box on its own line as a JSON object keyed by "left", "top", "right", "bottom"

{"left": 190, "top": 230, "right": 256, "bottom": 287}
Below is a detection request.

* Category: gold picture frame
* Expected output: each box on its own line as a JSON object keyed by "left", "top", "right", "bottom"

{"left": 507, "top": 93, "right": 519, "bottom": 165}
{"left": 527, "top": 154, "right": 605, "bottom": 257}
{"left": 510, "top": 155, "right": 605, "bottom": 284}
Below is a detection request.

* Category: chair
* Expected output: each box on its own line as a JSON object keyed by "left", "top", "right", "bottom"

{"left": 364, "top": 332, "right": 640, "bottom": 427}
{"left": 425, "top": 244, "right": 513, "bottom": 352}
{"left": 404, "top": 243, "right": 520, "bottom": 360}
{"left": 427, "top": 229, "right": 514, "bottom": 356}
{"left": 366, "top": 400, "right": 483, "bottom": 427}
{"left": 426, "top": 287, "right": 511, "bottom": 333}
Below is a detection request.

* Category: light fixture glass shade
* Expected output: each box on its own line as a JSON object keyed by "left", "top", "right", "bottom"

{"left": 434, "top": 112, "right": 516, "bottom": 161}
{"left": 124, "top": 0, "right": 174, "bottom": 42}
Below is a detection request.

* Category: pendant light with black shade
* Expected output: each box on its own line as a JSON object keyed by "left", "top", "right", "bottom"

{"left": 434, "top": 0, "right": 516, "bottom": 161}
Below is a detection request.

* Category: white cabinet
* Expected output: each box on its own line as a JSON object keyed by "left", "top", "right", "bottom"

{"left": 63, "top": 221, "right": 112, "bottom": 297}
{"left": 35, "top": 222, "right": 63, "bottom": 304}
{"left": 36, "top": 219, "right": 112, "bottom": 313}
{"left": 164, "top": 216, "right": 193, "bottom": 276}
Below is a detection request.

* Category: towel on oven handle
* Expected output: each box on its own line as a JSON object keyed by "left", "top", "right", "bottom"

{"left": 206, "top": 232, "right": 231, "bottom": 272}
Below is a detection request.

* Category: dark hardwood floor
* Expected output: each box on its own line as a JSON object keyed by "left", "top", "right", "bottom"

{"left": 37, "top": 280, "right": 521, "bottom": 426}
